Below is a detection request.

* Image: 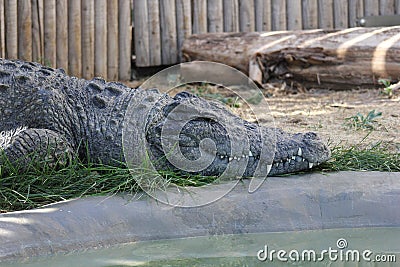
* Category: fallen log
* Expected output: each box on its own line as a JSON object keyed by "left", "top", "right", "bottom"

{"left": 182, "top": 27, "right": 400, "bottom": 90}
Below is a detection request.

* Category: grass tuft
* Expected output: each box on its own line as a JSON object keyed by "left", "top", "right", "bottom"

{"left": 319, "top": 142, "right": 400, "bottom": 173}
{"left": 1, "top": 141, "right": 399, "bottom": 212}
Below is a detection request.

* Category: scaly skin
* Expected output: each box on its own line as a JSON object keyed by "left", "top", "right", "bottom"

{"left": 0, "top": 58, "right": 330, "bottom": 176}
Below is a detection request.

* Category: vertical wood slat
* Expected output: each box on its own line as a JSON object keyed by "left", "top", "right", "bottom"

{"left": 318, "top": 0, "right": 334, "bottom": 29}
{"left": 176, "top": 0, "right": 191, "bottom": 61}
{"left": 192, "top": 0, "right": 207, "bottom": 34}
{"left": 18, "top": 0, "right": 32, "bottom": 61}
{"left": 302, "top": 0, "right": 318, "bottom": 29}
{"left": 207, "top": 0, "right": 223, "bottom": 32}
{"left": 254, "top": 0, "right": 263, "bottom": 31}
{"left": 348, "top": 0, "right": 364, "bottom": 27}
{"left": 364, "top": 0, "right": 379, "bottom": 16}
{"left": 5, "top": 0, "right": 17, "bottom": 58}
{"left": 118, "top": 0, "right": 131, "bottom": 80}
{"left": 333, "top": 0, "right": 348, "bottom": 28}
{"left": 239, "top": 0, "right": 255, "bottom": 32}
{"left": 56, "top": 0, "right": 68, "bottom": 72}
{"left": 287, "top": 0, "right": 302, "bottom": 30}
{"left": 134, "top": 0, "right": 149, "bottom": 67}
{"left": 43, "top": 0, "right": 55, "bottom": 66}
{"left": 224, "top": 0, "right": 239, "bottom": 32}
{"left": 160, "top": 0, "right": 177, "bottom": 64}
{"left": 68, "top": 0, "right": 82, "bottom": 77}
{"left": 31, "top": 0, "right": 42, "bottom": 62}
{"left": 262, "top": 0, "right": 272, "bottom": 31}
{"left": 396, "top": 0, "right": 400, "bottom": 14}
{"left": 94, "top": 0, "right": 107, "bottom": 78}
{"left": 380, "top": 0, "right": 395, "bottom": 15}
{"left": 147, "top": 0, "right": 161, "bottom": 66}
{"left": 107, "top": 0, "right": 119, "bottom": 79}
{"left": 0, "top": 0, "right": 5, "bottom": 58}
{"left": 271, "top": 0, "right": 286, "bottom": 30}
{"left": 81, "top": 0, "right": 94, "bottom": 79}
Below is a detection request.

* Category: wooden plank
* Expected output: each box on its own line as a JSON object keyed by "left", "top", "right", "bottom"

{"left": 318, "top": 0, "right": 333, "bottom": 29}
{"left": 43, "top": 0, "right": 56, "bottom": 66}
{"left": 333, "top": 0, "right": 348, "bottom": 28}
{"left": 18, "top": 0, "right": 32, "bottom": 61}
{"left": 364, "top": 0, "right": 379, "bottom": 16}
{"left": 207, "top": 0, "right": 223, "bottom": 32}
{"left": 271, "top": 0, "right": 286, "bottom": 30}
{"left": 31, "top": 0, "right": 42, "bottom": 62}
{"left": 348, "top": 0, "right": 364, "bottom": 27}
{"left": 254, "top": 0, "right": 263, "bottom": 31}
{"left": 397, "top": 0, "right": 400, "bottom": 14}
{"left": 380, "top": 0, "right": 395, "bottom": 15}
{"left": 239, "top": 0, "right": 255, "bottom": 32}
{"left": 302, "top": 0, "right": 318, "bottom": 29}
{"left": 118, "top": 0, "right": 131, "bottom": 80}
{"left": 160, "top": 0, "right": 178, "bottom": 64}
{"left": 192, "top": 0, "right": 207, "bottom": 34}
{"left": 4, "top": 0, "right": 17, "bottom": 59}
{"left": 94, "top": 0, "right": 107, "bottom": 78}
{"left": 107, "top": 0, "right": 119, "bottom": 79}
{"left": 176, "top": 0, "right": 191, "bottom": 61}
{"left": 56, "top": 0, "right": 68, "bottom": 72}
{"left": 68, "top": 0, "right": 82, "bottom": 77}
{"left": 286, "top": 0, "right": 302, "bottom": 30}
{"left": 0, "top": 0, "right": 5, "bottom": 58}
{"left": 223, "top": 0, "right": 239, "bottom": 32}
{"left": 81, "top": 0, "right": 94, "bottom": 79}
{"left": 134, "top": 0, "right": 149, "bottom": 67}
{"left": 147, "top": 0, "right": 161, "bottom": 66}
{"left": 262, "top": 0, "right": 272, "bottom": 31}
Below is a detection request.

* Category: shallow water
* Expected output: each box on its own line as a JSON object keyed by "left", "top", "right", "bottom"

{"left": 4, "top": 227, "right": 400, "bottom": 267}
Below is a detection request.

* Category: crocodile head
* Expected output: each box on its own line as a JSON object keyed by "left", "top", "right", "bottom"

{"left": 145, "top": 91, "right": 331, "bottom": 177}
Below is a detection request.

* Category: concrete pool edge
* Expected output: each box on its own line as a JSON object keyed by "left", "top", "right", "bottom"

{"left": 1, "top": 171, "right": 399, "bottom": 261}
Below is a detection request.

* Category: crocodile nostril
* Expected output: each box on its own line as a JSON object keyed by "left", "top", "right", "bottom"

{"left": 304, "top": 132, "right": 318, "bottom": 139}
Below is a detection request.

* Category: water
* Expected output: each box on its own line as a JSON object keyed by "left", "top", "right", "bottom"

{"left": 3, "top": 227, "right": 400, "bottom": 267}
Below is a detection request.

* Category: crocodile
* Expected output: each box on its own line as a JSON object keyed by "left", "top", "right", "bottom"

{"left": 0, "top": 58, "right": 330, "bottom": 177}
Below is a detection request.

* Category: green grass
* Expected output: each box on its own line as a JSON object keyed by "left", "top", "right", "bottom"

{"left": 320, "top": 142, "right": 400, "bottom": 173}
{"left": 344, "top": 110, "right": 382, "bottom": 130}
{"left": 1, "top": 141, "right": 399, "bottom": 212}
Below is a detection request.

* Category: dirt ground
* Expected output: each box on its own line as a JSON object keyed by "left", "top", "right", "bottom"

{"left": 261, "top": 88, "right": 399, "bottom": 152}
{"left": 126, "top": 80, "right": 399, "bottom": 153}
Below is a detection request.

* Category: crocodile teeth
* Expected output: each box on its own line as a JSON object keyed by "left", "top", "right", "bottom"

{"left": 233, "top": 156, "right": 237, "bottom": 160}
{"left": 248, "top": 151, "right": 253, "bottom": 157}
{"left": 229, "top": 157, "right": 233, "bottom": 162}
{"left": 292, "top": 156, "right": 296, "bottom": 160}
{"left": 288, "top": 159, "right": 291, "bottom": 163}
{"left": 220, "top": 155, "right": 224, "bottom": 159}
{"left": 267, "top": 164, "right": 272, "bottom": 174}
{"left": 302, "top": 158, "right": 305, "bottom": 162}
{"left": 309, "top": 162, "right": 314, "bottom": 169}
{"left": 298, "top": 147, "right": 302, "bottom": 157}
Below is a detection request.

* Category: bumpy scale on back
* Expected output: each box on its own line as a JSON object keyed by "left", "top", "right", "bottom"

{"left": 0, "top": 58, "right": 331, "bottom": 177}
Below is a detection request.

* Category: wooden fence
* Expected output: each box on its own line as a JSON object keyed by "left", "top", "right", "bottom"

{"left": 0, "top": 0, "right": 131, "bottom": 80}
{"left": 1, "top": 0, "right": 400, "bottom": 79}
{"left": 135, "top": 0, "right": 400, "bottom": 67}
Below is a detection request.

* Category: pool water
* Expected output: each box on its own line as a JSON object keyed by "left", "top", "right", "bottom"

{"left": 4, "top": 227, "right": 400, "bottom": 267}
